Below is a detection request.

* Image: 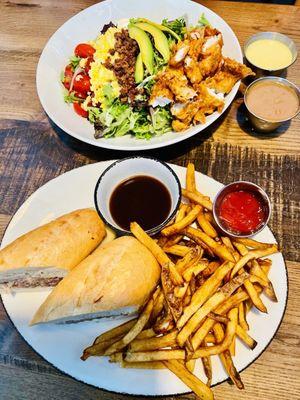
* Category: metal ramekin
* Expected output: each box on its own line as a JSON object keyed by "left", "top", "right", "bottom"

{"left": 244, "top": 32, "right": 298, "bottom": 77}
{"left": 244, "top": 76, "right": 300, "bottom": 132}
{"left": 213, "top": 181, "right": 271, "bottom": 238}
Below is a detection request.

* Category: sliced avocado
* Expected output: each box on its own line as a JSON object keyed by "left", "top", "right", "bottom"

{"left": 134, "top": 22, "right": 170, "bottom": 62}
{"left": 135, "top": 52, "right": 144, "bottom": 83}
{"left": 128, "top": 24, "right": 154, "bottom": 75}
{"left": 138, "top": 18, "right": 181, "bottom": 42}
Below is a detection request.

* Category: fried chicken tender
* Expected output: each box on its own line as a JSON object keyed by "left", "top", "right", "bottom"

{"left": 205, "top": 57, "right": 255, "bottom": 94}
{"left": 149, "top": 79, "right": 174, "bottom": 107}
{"left": 169, "top": 40, "right": 190, "bottom": 66}
{"left": 163, "top": 67, "right": 197, "bottom": 103}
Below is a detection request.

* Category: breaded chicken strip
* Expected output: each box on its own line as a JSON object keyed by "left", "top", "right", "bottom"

{"left": 149, "top": 79, "right": 174, "bottom": 107}
{"left": 205, "top": 57, "right": 255, "bottom": 94}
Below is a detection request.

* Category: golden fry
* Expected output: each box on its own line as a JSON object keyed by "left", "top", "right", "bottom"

{"left": 164, "top": 360, "right": 214, "bottom": 400}
{"left": 185, "top": 359, "right": 196, "bottom": 373}
{"left": 136, "top": 328, "right": 156, "bottom": 339}
{"left": 176, "top": 247, "right": 203, "bottom": 274}
{"left": 182, "top": 188, "right": 213, "bottom": 211}
{"left": 109, "top": 352, "right": 123, "bottom": 363}
{"left": 94, "top": 319, "right": 137, "bottom": 345}
{"left": 234, "top": 237, "right": 276, "bottom": 249}
{"left": 177, "top": 273, "right": 248, "bottom": 347}
{"left": 128, "top": 331, "right": 178, "bottom": 352}
{"left": 238, "top": 302, "right": 249, "bottom": 331}
{"left": 197, "top": 210, "right": 218, "bottom": 238}
{"left": 121, "top": 360, "right": 166, "bottom": 369}
{"left": 229, "top": 335, "right": 236, "bottom": 357}
{"left": 183, "top": 260, "right": 209, "bottom": 282}
{"left": 251, "top": 260, "right": 277, "bottom": 302}
{"left": 81, "top": 336, "right": 123, "bottom": 360}
{"left": 184, "top": 227, "right": 235, "bottom": 262}
{"left": 236, "top": 325, "right": 257, "bottom": 349}
{"left": 177, "top": 261, "right": 234, "bottom": 329}
{"left": 176, "top": 204, "right": 189, "bottom": 222}
{"left": 104, "top": 297, "right": 154, "bottom": 355}
{"left": 230, "top": 245, "right": 278, "bottom": 278}
{"left": 186, "top": 162, "right": 197, "bottom": 192}
{"left": 162, "top": 205, "right": 202, "bottom": 236}
{"left": 125, "top": 349, "right": 186, "bottom": 362}
{"left": 192, "top": 308, "right": 238, "bottom": 358}
{"left": 213, "top": 323, "right": 244, "bottom": 390}
{"left": 202, "top": 261, "right": 221, "bottom": 278}
{"left": 163, "top": 244, "right": 192, "bottom": 257}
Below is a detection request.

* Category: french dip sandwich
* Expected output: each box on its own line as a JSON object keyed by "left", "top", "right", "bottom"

{"left": 31, "top": 236, "right": 160, "bottom": 325}
{"left": 0, "top": 209, "right": 106, "bottom": 291}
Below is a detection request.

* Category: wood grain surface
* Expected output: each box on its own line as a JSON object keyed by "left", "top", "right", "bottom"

{"left": 0, "top": 1, "right": 299, "bottom": 399}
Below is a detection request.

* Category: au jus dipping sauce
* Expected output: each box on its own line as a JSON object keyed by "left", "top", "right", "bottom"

{"left": 246, "top": 81, "right": 299, "bottom": 122}
{"left": 109, "top": 175, "right": 171, "bottom": 231}
{"left": 218, "top": 190, "right": 267, "bottom": 235}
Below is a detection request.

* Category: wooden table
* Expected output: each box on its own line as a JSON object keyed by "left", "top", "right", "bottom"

{"left": 0, "top": 1, "right": 299, "bottom": 399}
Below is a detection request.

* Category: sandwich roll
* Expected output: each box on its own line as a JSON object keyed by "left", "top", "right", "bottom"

{"left": 30, "top": 236, "right": 160, "bottom": 325}
{"left": 0, "top": 209, "right": 106, "bottom": 291}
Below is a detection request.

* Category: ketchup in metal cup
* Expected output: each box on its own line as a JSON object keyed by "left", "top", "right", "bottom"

{"left": 218, "top": 190, "right": 266, "bottom": 235}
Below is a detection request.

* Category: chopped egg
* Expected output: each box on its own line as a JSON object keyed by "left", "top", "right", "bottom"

{"left": 89, "top": 27, "right": 121, "bottom": 107}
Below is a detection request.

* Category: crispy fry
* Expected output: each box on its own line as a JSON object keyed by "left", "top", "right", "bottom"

{"left": 164, "top": 360, "right": 214, "bottom": 400}
{"left": 229, "top": 335, "right": 236, "bottom": 356}
{"left": 131, "top": 222, "right": 172, "bottom": 266}
{"left": 128, "top": 331, "right": 178, "bottom": 352}
{"left": 186, "top": 162, "right": 197, "bottom": 192}
{"left": 238, "top": 302, "right": 249, "bottom": 331}
{"left": 154, "top": 310, "right": 175, "bottom": 334}
{"left": 165, "top": 234, "right": 184, "bottom": 247}
{"left": 213, "top": 323, "right": 244, "bottom": 389}
{"left": 236, "top": 325, "right": 257, "bottom": 349}
{"left": 164, "top": 244, "right": 192, "bottom": 257}
{"left": 104, "top": 297, "right": 154, "bottom": 355}
{"left": 94, "top": 319, "right": 137, "bottom": 345}
{"left": 168, "top": 262, "right": 184, "bottom": 286}
{"left": 177, "top": 261, "right": 234, "bottom": 329}
{"left": 185, "top": 359, "right": 196, "bottom": 373}
{"left": 121, "top": 360, "right": 166, "bottom": 369}
{"left": 174, "top": 282, "right": 189, "bottom": 298}
{"left": 109, "top": 352, "right": 123, "bottom": 363}
{"left": 182, "top": 188, "right": 213, "bottom": 211}
{"left": 204, "top": 211, "right": 215, "bottom": 224}
{"left": 150, "top": 291, "right": 165, "bottom": 323}
{"left": 81, "top": 336, "right": 123, "bottom": 360}
{"left": 177, "top": 273, "right": 248, "bottom": 347}
{"left": 234, "top": 237, "right": 276, "bottom": 249}
{"left": 183, "top": 260, "right": 209, "bottom": 282}
{"left": 197, "top": 209, "right": 218, "bottom": 238}
{"left": 242, "top": 272, "right": 267, "bottom": 313}
{"left": 176, "top": 204, "right": 189, "bottom": 222}
{"left": 136, "top": 328, "right": 156, "bottom": 339}
{"left": 251, "top": 260, "right": 277, "bottom": 302}
{"left": 192, "top": 308, "right": 238, "bottom": 358}
{"left": 184, "top": 227, "right": 235, "bottom": 262}
{"left": 176, "top": 247, "right": 203, "bottom": 274}
{"left": 202, "top": 355, "right": 212, "bottom": 387}
{"left": 202, "top": 261, "right": 221, "bottom": 278}
{"left": 162, "top": 205, "right": 202, "bottom": 236}
{"left": 125, "top": 349, "right": 186, "bottom": 362}
{"left": 230, "top": 245, "right": 278, "bottom": 278}
{"left": 191, "top": 289, "right": 250, "bottom": 350}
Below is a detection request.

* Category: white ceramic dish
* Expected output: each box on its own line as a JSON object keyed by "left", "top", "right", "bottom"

{"left": 94, "top": 156, "right": 181, "bottom": 235}
{"left": 36, "top": 0, "right": 243, "bottom": 151}
{"left": 1, "top": 162, "right": 287, "bottom": 396}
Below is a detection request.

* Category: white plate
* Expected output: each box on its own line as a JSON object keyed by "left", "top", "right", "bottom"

{"left": 1, "top": 162, "right": 287, "bottom": 396}
{"left": 36, "top": 0, "right": 242, "bottom": 151}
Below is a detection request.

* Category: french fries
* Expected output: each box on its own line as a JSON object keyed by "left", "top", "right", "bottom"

{"left": 81, "top": 162, "right": 280, "bottom": 400}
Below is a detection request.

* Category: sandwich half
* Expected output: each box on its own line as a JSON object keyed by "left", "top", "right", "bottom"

{"left": 31, "top": 236, "right": 160, "bottom": 325}
{"left": 0, "top": 209, "right": 106, "bottom": 291}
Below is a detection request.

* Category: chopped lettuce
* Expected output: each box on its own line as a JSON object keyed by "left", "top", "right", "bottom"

{"left": 197, "top": 13, "right": 210, "bottom": 27}
{"left": 89, "top": 100, "right": 171, "bottom": 139}
{"left": 69, "top": 56, "right": 81, "bottom": 69}
{"left": 63, "top": 90, "right": 83, "bottom": 104}
{"left": 162, "top": 17, "right": 186, "bottom": 40}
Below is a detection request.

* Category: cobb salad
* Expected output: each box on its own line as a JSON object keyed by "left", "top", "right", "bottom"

{"left": 61, "top": 15, "right": 253, "bottom": 139}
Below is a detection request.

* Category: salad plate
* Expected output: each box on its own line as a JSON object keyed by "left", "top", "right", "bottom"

{"left": 1, "top": 162, "right": 287, "bottom": 395}
{"left": 36, "top": 0, "right": 244, "bottom": 151}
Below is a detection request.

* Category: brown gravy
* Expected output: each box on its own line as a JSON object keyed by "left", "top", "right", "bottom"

{"left": 110, "top": 175, "right": 171, "bottom": 231}
{"left": 246, "top": 81, "right": 299, "bottom": 121}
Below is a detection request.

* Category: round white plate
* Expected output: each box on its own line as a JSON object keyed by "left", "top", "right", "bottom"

{"left": 1, "top": 162, "right": 287, "bottom": 396}
{"left": 36, "top": 0, "right": 242, "bottom": 151}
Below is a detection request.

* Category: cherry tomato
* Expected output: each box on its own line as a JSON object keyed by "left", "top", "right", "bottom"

{"left": 73, "top": 102, "right": 88, "bottom": 118}
{"left": 74, "top": 43, "right": 95, "bottom": 58}
{"left": 74, "top": 91, "right": 86, "bottom": 99}
{"left": 84, "top": 57, "right": 93, "bottom": 73}
{"left": 63, "top": 64, "right": 73, "bottom": 90}
{"left": 73, "top": 74, "right": 90, "bottom": 94}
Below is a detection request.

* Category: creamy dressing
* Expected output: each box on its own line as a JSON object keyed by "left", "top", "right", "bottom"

{"left": 246, "top": 81, "right": 299, "bottom": 121}
{"left": 246, "top": 39, "right": 293, "bottom": 70}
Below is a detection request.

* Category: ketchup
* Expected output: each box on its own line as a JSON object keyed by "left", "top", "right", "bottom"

{"left": 218, "top": 190, "right": 266, "bottom": 235}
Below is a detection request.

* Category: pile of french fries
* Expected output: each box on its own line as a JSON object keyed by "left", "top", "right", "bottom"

{"left": 81, "top": 163, "right": 279, "bottom": 400}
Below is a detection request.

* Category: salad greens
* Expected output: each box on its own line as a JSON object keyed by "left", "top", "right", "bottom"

{"left": 162, "top": 17, "right": 186, "bottom": 40}
{"left": 197, "top": 13, "right": 210, "bottom": 27}
{"left": 69, "top": 55, "right": 81, "bottom": 69}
